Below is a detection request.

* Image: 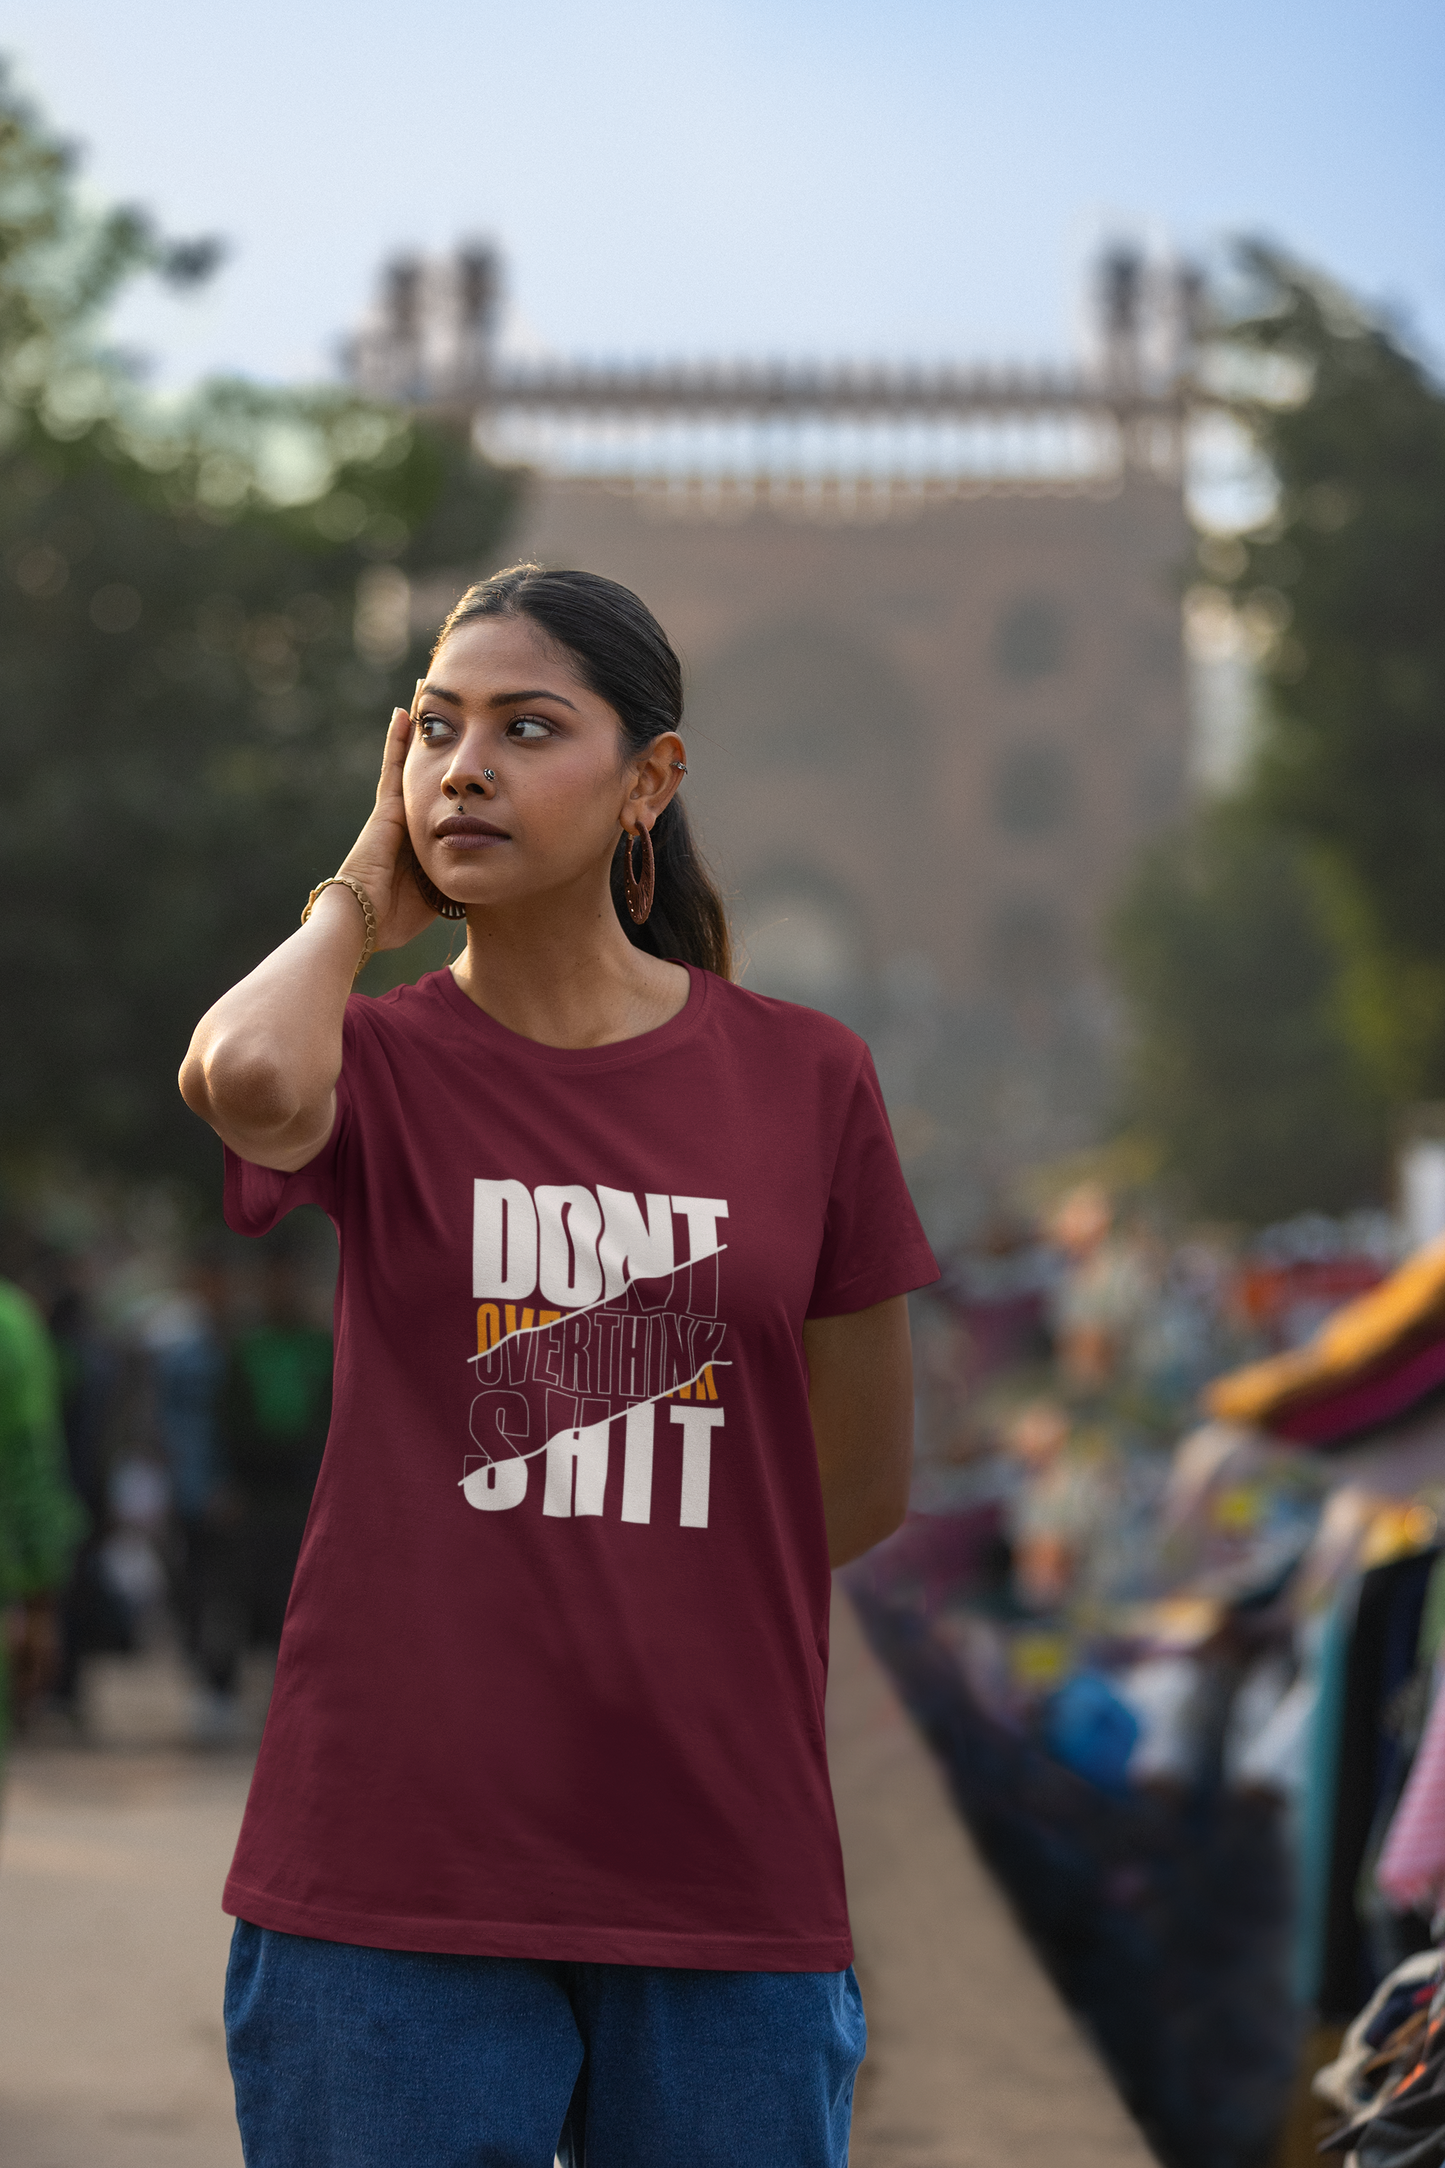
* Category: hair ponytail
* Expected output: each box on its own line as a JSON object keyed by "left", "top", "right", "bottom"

{"left": 432, "top": 564, "right": 732, "bottom": 978}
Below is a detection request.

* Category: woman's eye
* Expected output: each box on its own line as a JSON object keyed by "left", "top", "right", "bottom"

{"left": 417, "top": 714, "right": 454, "bottom": 742}
{"left": 507, "top": 715, "right": 553, "bottom": 741}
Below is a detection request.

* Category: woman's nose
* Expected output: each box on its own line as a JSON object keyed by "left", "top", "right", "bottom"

{"left": 443, "top": 765, "right": 497, "bottom": 801}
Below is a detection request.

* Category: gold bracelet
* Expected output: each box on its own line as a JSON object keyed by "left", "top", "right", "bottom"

{"left": 302, "top": 875, "right": 377, "bottom": 980}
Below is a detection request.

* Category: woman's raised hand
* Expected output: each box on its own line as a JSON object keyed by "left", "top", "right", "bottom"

{"left": 179, "top": 700, "right": 446, "bottom": 1169}
{"left": 336, "top": 705, "right": 441, "bottom": 953}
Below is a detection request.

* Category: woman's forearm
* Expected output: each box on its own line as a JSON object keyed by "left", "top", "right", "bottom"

{"left": 178, "top": 882, "right": 368, "bottom": 1170}
{"left": 805, "top": 1297, "right": 914, "bottom": 1568}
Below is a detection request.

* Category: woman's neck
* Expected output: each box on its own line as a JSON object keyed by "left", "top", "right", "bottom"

{"left": 450, "top": 899, "right": 689, "bottom": 1049}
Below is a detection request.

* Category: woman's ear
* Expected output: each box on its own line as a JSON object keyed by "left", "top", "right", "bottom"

{"left": 627, "top": 733, "right": 687, "bottom": 825}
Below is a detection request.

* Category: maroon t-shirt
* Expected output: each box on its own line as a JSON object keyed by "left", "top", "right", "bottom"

{"left": 221, "top": 963, "right": 938, "bottom": 1969}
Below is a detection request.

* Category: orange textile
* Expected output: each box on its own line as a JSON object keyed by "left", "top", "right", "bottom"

{"left": 1207, "top": 1235, "right": 1445, "bottom": 1428}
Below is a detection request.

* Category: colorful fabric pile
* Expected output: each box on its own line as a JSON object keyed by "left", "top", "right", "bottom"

{"left": 1208, "top": 1235, "right": 1445, "bottom": 1447}
{"left": 1315, "top": 1951, "right": 1445, "bottom": 2168}
{"left": 859, "top": 1209, "right": 1445, "bottom": 2168}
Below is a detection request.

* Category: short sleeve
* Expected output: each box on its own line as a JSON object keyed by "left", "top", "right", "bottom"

{"left": 222, "top": 1048, "right": 354, "bottom": 1237}
{"left": 806, "top": 1050, "right": 940, "bottom": 1318}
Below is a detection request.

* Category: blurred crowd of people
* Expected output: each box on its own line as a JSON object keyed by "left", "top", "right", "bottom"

{"left": 0, "top": 1190, "right": 335, "bottom": 1757}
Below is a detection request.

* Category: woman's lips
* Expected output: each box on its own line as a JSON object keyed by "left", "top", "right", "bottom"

{"left": 435, "top": 815, "right": 510, "bottom": 849}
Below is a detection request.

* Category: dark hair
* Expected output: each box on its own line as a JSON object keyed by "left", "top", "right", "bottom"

{"left": 432, "top": 564, "right": 732, "bottom": 978}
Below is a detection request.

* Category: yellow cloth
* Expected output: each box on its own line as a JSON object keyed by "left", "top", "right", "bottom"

{"left": 1207, "top": 1235, "right": 1445, "bottom": 1426}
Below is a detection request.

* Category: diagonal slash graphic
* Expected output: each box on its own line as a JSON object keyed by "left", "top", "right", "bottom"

{"left": 459, "top": 1358, "right": 734, "bottom": 1477}
{"left": 465, "top": 1245, "right": 729, "bottom": 1368}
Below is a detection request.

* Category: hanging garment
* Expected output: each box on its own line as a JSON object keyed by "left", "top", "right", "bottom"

{"left": 1379, "top": 1660, "right": 1445, "bottom": 1915}
{"left": 1321, "top": 1550, "right": 1440, "bottom": 2019}
{"left": 1419, "top": 1556, "right": 1445, "bottom": 1672}
{"left": 1297, "top": 1593, "right": 1356, "bottom": 2010}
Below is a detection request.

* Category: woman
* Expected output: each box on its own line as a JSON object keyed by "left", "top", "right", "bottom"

{"left": 181, "top": 563, "right": 937, "bottom": 2168}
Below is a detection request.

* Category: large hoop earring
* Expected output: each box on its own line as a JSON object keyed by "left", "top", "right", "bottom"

{"left": 622, "top": 826, "right": 655, "bottom": 926}
{"left": 411, "top": 856, "right": 468, "bottom": 921}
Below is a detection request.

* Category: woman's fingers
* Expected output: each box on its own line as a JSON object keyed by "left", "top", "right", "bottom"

{"left": 375, "top": 707, "right": 412, "bottom": 805}
{"left": 331, "top": 710, "right": 427, "bottom": 939}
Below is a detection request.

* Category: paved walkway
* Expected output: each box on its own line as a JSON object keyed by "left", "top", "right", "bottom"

{"left": 0, "top": 1744, "right": 246, "bottom": 2168}
{"left": 829, "top": 1590, "right": 1155, "bottom": 2168}
{"left": 0, "top": 1594, "right": 1154, "bottom": 2167}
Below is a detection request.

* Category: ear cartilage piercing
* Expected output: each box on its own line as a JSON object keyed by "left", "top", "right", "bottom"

{"left": 671, "top": 761, "right": 688, "bottom": 774}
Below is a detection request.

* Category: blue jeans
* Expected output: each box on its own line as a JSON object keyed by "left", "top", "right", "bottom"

{"left": 225, "top": 1922, "right": 865, "bottom": 2167}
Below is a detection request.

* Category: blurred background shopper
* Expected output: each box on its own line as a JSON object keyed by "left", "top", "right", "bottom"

{"left": 0, "top": 1276, "right": 84, "bottom": 1779}
{"left": 179, "top": 564, "right": 938, "bottom": 2168}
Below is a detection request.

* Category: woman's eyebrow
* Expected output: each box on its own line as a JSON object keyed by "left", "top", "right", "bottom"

{"left": 488, "top": 686, "right": 580, "bottom": 712}
{"left": 417, "top": 680, "right": 581, "bottom": 713}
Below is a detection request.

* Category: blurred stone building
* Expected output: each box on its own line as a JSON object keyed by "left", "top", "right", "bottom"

{"left": 350, "top": 250, "right": 1198, "bottom": 1240}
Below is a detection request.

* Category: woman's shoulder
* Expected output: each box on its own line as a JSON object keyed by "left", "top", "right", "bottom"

{"left": 700, "top": 973, "right": 870, "bottom": 1078}
{"left": 347, "top": 969, "right": 452, "bottom": 1018}
{"left": 342, "top": 970, "right": 456, "bottom": 1049}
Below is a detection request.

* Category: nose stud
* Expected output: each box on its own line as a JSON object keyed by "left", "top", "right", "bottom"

{"left": 484, "top": 769, "right": 495, "bottom": 782}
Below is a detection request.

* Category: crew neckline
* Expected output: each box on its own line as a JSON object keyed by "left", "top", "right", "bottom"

{"left": 426, "top": 958, "right": 711, "bottom": 1071}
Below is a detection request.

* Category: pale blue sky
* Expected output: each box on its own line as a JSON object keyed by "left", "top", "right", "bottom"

{"left": 6, "top": 0, "right": 1443, "bottom": 388}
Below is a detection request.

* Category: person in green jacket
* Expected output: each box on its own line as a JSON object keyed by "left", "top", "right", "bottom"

{"left": 0, "top": 1277, "right": 86, "bottom": 1771}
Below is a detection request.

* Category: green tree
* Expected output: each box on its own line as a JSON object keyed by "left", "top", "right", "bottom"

{"left": 1214, "top": 244, "right": 1445, "bottom": 1099}
{"left": 1109, "top": 245, "right": 1445, "bottom": 1220}
{"left": 0, "top": 71, "right": 517, "bottom": 1189}
{"left": 1111, "top": 808, "right": 1385, "bottom": 1222}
